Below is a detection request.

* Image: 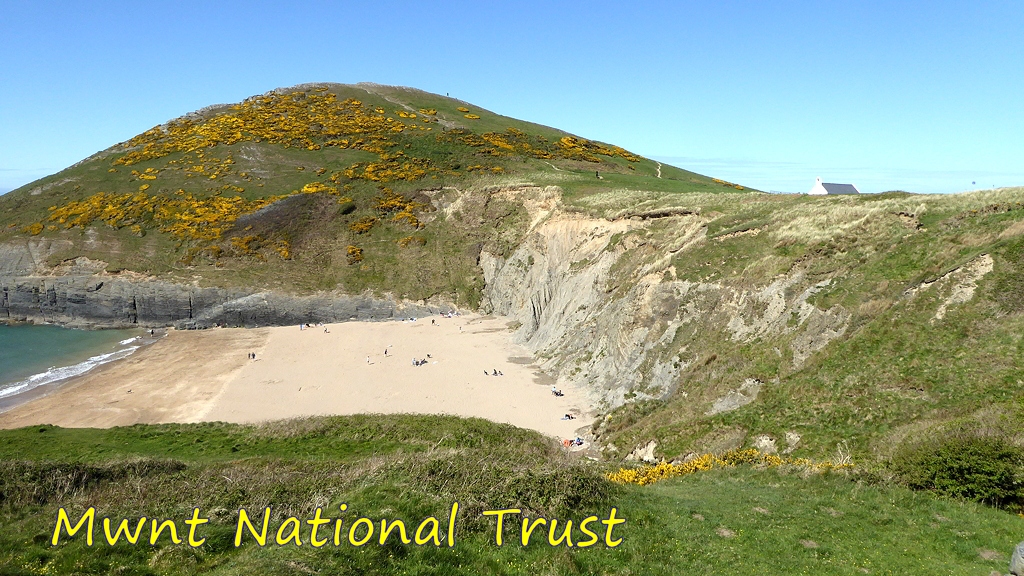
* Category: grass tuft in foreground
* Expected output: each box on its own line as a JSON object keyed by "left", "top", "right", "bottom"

{"left": 0, "top": 416, "right": 1022, "bottom": 575}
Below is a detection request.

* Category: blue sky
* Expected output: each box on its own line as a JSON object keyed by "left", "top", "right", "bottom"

{"left": 1, "top": 1, "right": 1022, "bottom": 194}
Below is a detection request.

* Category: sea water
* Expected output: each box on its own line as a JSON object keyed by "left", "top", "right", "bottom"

{"left": 0, "top": 324, "right": 144, "bottom": 400}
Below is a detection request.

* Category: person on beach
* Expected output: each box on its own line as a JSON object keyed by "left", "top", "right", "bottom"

{"left": 366, "top": 356, "right": 370, "bottom": 364}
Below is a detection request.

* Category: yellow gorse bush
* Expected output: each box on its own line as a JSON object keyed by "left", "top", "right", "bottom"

{"left": 556, "top": 136, "right": 643, "bottom": 163}
{"left": 346, "top": 245, "right": 364, "bottom": 264}
{"left": 372, "top": 188, "right": 428, "bottom": 228}
{"left": 438, "top": 128, "right": 642, "bottom": 164}
{"left": 343, "top": 153, "right": 432, "bottom": 183}
{"left": 48, "top": 183, "right": 352, "bottom": 247}
{"left": 114, "top": 92, "right": 404, "bottom": 166}
{"left": 606, "top": 449, "right": 852, "bottom": 486}
{"left": 348, "top": 216, "right": 377, "bottom": 234}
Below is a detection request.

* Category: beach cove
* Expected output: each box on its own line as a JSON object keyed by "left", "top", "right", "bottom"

{"left": 0, "top": 315, "right": 594, "bottom": 440}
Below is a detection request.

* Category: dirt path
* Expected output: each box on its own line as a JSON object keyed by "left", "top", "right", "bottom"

{"left": 656, "top": 162, "right": 662, "bottom": 178}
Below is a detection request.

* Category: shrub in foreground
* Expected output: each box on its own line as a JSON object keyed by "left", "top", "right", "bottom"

{"left": 888, "top": 435, "right": 1024, "bottom": 510}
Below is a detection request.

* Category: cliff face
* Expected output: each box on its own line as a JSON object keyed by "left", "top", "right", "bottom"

{"left": 0, "top": 239, "right": 447, "bottom": 329}
{"left": 479, "top": 204, "right": 851, "bottom": 411}
{"left": 477, "top": 185, "right": 1024, "bottom": 460}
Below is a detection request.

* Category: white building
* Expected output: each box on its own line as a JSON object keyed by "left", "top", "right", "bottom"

{"left": 808, "top": 177, "right": 860, "bottom": 195}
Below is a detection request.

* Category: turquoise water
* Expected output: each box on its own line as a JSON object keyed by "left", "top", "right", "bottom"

{"left": 0, "top": 324, "right": 143, "bottom": 399}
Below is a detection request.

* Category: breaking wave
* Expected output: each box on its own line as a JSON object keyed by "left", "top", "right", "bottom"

{"left": 0, "top": 346, "right": 140, "bottom": 399}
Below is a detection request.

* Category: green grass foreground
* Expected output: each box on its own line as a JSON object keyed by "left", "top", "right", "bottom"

{"left": 0, "top": 416, "right": 1021, "bottom": 575}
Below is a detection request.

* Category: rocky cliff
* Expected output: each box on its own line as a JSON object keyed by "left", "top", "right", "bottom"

{"left": 0, "top": 239, "right": 448, "bottom": 329}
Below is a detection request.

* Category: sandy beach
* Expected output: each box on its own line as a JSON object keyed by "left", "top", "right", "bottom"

{"left": 0, "top": 315, "right": 593, "bottom": 440}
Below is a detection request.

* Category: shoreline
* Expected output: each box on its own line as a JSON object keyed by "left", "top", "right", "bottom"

{"left": 0, "top": 315, "right": 595, "bottom": 441}
{"left": 0, "top": 329, "right": 162, "bottom": 413}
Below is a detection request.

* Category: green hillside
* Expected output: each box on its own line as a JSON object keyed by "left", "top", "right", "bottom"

{"left": 0, "top": 83, "right": 737, "bottom": 304}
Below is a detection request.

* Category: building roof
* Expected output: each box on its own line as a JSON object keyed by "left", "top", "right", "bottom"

{"left": 821, "top": 183, "right": 859, "bottom": 195}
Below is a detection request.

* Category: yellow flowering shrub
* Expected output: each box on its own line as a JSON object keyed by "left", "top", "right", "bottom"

{"left": 274, "top": 239, "right": 291, "bottom": 259}
{"left": 397, "top": 235, "right": 426, "bottom": 248}
{"left": 300, "top": 182, "right": 337, "bottom": 194}
{"left": 346, "top": 245, "right": 363, "bottom": 264}
{"left": 436, "top": 127, "right": 641, "bottom": 164}
{"left": 555, "top": 136, "right": 643, "bottom": 163}
{"left": 606, "top": 449, "right": 852, "bottom": 486}
{"left": 457, "top": 107, "right": 469, "bottom": 113}
{"left": 343, "top": 154, "right": 431, "bottom": 183}
{"left": 349, "top": 216, "right": 377, "bottom": 234}
{"left": 370, "top": 188, "right": 428, "bottom": 229}
{"left": 464, "top": 114, "right": 480, "bottom": 120}
{"left": 112, "top": 91, "right": 411, "bottom": 168}
{"left": 230, "top": 235, "right": 262, "bottom": 255}
{"left": 713, "top": 178, "right": 744, "bottom": 189}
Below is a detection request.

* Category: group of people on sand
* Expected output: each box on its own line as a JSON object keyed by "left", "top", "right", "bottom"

{"left": 486, "top": 369, "right": 504, "bottom": 376}
{"left": 551, "top": 387, "right": 584, "bottom": 447}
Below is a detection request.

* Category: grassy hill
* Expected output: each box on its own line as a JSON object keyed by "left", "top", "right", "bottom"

{"left": 0, "top": 83, "right": 738, "bottom": 305}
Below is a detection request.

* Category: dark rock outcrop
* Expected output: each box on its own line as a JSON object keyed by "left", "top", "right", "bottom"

{"left": 0, "top": 241, "right": 451, "bottom": 329}
{"left": 0, "top": 274, "right": 450, "bottom": 329}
